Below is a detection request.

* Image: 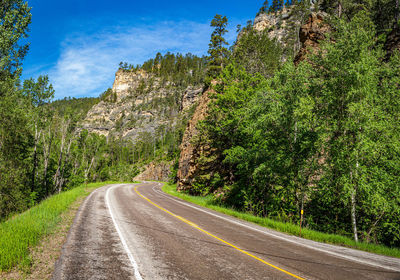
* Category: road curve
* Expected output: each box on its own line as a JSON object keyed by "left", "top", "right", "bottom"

{"left": 52, "top": 183, "right": 400, "bottom": 280}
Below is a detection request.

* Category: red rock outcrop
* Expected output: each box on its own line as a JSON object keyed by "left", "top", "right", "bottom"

{"left": 294, "top": 12, "right": 330, "bottom": 65}
{"left": 177, "top": 87, "right": 213, "bottom": 191}
{"left": 176, "top": 13, "right": 332, "bottom": 193}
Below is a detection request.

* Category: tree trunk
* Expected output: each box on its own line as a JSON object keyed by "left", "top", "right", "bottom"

{"left": 59, "top": 139, "right": 73, "bottom": 193}
{"left": 31, "top": 124, "right": 41, "bottom": 192}
{"left": 153, "top": 137, "right": 156, "bottom": 158}
{"left": 54, "top": 144, "right": 64, "bottom": 193}
{"left": 85, "top": 157, "right": 95, "bottom": 184}
{"left": 350, "top": 188, "right": 358, "bottom": 242}
{"left": 42, "top": 127, "right": 53, "bottom": 196}
{"left": 54, "top": 119, "right": 69, "bottom": 193}
{"left": 395, "top": 0, "right": 399, "bottom": 28}
{"left": 350, "top": 160, "right": 359, "bottom": 242}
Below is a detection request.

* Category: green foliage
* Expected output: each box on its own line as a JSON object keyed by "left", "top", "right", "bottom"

{"left": 23, "top": 75, "right": 54, "bottom": 106}
{"left": 0, "top": 0, "right": 31, "bottom": 79}
{"left": 320, "top": 0, "right": 400, "bottom": 32}
{"left": 193, "top": 63, "right": 269, "bottom": 195}
{"left": 130, "top": 52, "right": 207, "bottom": 86}
{"left": 0, "top": 66, "right": 130, "bottom": 221}
{"left": 305, "top": 12, "right": 400, "bottom": 245}
{"left": 269, "top": 0, "right": 284, "bottom": 13}
{"left": 50, "top": 96, "right": 99, "bottom": 120}
{"left": 192, "top": 11, "right": 400, "bottom": 247}
{"left": 207, "top": 14, "right": 230, "bottom": 78}
{"left": 232, "top": 27, "right": 282, "bottom": 77}
{"left": 99, "top": 88, "right": 116, "bottom": 103}
{"left": 257, "top": 1, "right": 269, "bottom": 16}
{"left": 0, "top": 0, "right": 32, "bottom": 220}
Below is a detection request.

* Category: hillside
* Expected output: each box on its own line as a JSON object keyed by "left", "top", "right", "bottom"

{"left": 80, "top": 69, "right": 202, "bottom": 142}
{"left": 1, "top": 0, "right": 400, "bottom": 259}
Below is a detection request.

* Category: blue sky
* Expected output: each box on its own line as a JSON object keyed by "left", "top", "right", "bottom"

{"left": 21, "top": 0, "right": 263, "bottom": 99}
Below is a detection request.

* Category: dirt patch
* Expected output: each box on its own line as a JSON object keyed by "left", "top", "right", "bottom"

{"left": 0, "top": 192, "right": 90, "bottom": 280}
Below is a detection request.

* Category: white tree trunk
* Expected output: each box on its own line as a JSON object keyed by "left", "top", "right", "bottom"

{"left": 42, "top": 127, "right": 53, "bottom": 195}
{"left": 350, "top": 188, "right": 358, "bottom": 242}
{"left": 31, "top": 124, "right": 41, "bottom": 191}
{"left": 350, "top": 160, "right": 359, "bottom": 242}
{"left": 85, "top": 157, "right": 95, "bottom": 184}
{"left": 54, "top": 119, "right": 69, "bottom": 193}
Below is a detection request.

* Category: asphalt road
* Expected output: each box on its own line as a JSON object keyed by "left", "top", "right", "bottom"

{"left": 52, "top": 183, "right": 400, "bottom": 280}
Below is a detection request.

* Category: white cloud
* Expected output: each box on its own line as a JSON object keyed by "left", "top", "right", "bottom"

{"left": 48, "top": 20, "right": 219, "bottom": 99}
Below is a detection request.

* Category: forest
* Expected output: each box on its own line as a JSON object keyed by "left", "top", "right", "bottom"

{"left": 1, "top": 0, "right": 400, "bottom": 250}
{"left": 190, "top": 0, "right": 400, "bottom": 248}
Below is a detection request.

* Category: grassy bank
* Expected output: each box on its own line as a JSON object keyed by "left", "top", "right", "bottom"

{"left": 0, "top": 181, "right": 118, "bottom": 271}
{"left": 162, "top": 183, "right": 400, "bottom": 258}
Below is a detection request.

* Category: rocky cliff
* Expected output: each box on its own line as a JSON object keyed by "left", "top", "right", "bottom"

{"left": 252, "top": 5, "right": 315, "bottom": 60}
{"left": 176, "top": 9, "right": 330, "bottom": 191}
{"left": 80, "top": 69, "right": 203, "bottom": 143}
{"left": 294, "top": 12, "right": 330, "bottom": 64}
{"left": 177, "top": 87, "right": 212, "bottom": 191}
{"left": 134, "top": 161, "right": 173, "bottom": 182}
{"left": 253, "top": 7, "right": 300, "bottom": 46}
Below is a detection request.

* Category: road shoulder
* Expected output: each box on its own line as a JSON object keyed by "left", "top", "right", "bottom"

{"left": 0, "top": 195, "right": 85, "bottom": 280}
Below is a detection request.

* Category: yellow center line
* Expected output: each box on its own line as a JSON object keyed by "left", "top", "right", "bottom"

{"left": 134, "top": 185, "right": 305, "bottom": 280}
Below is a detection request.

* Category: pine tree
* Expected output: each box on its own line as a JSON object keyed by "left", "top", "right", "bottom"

{"left": 269, "top": 0, "right": 283, "bottom": 13}
{"left": 207, "top": 14, "right": 229, "bottom": 78}
{"left": 257, "top": 1, "right": 269, "bottom": 16}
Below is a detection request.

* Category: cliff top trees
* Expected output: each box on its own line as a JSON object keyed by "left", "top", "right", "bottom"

{"left": 232, "top": 28, "right": 282, "bottom": 77}
{"left": 269, "top": 0, "right": 284, "bottom": 13}
{"left": 257, "top": 1, "right": 269, "bottom": 16}
{"left": 207, "top": 14, "right": 229, "bottom": 78}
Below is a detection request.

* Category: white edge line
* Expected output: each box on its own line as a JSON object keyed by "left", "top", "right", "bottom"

{"left": 152, "top": 183, "right": 400, "bottom": 272}
{"left": 106, "top": 185, "right": 143, "bottom": 280}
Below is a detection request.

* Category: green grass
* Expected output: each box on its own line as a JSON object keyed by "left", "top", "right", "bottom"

{"left": 0, "top": 181, "right": 120, "bottom": 271}
{"left": 162, "top": 182, "right": 400, "bottom": 259}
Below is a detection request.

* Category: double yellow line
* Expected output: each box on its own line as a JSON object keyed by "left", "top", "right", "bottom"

{"left": 135, "top": 185, "right": 305, "bottom": 280}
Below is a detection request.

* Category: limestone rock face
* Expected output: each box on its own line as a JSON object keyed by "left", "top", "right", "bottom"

{"left": 177, "top": 87, "right": 212, "bottom": 191}
{"left": 294, "top": 12, "right": 330, "bottom": 64}
{"left": 253, "top": 7, "right": 297, "bottom": 46}
{"left": 80, "top": 70, "right": 202, "bottom": 143}
{"left": 181, "top": 87, "right": 203, "bottom": 111}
